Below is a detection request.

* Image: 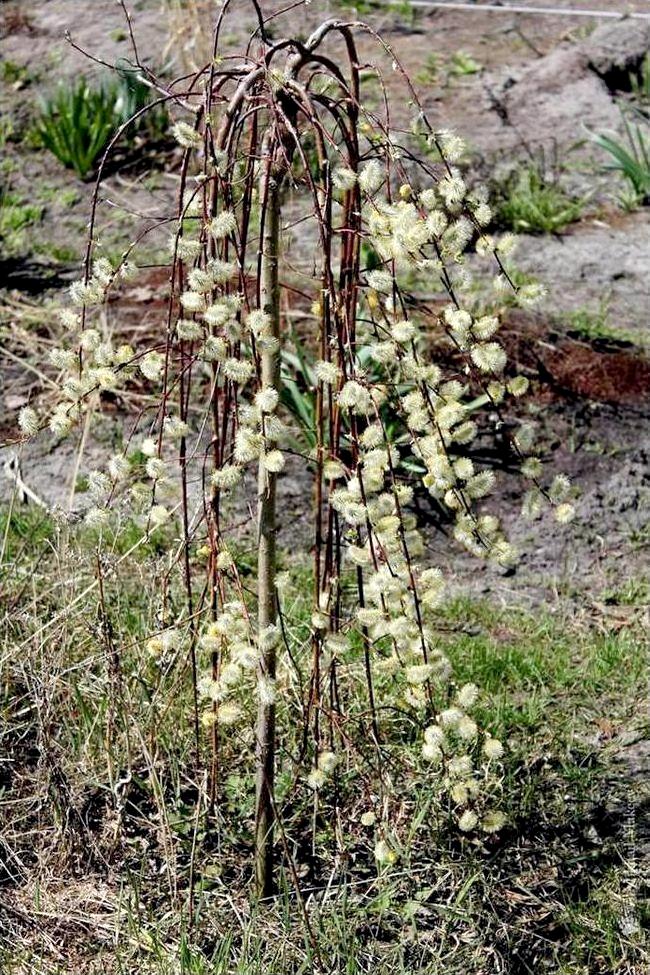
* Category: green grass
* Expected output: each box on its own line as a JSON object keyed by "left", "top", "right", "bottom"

{"left": 566, "top": 302, "right": 614, "bottom": 341}
{"left": 449, "top": 51, "right": 481, "bottom": 77}
{"left": 0, "top": 189, "right": 43, "bottom": 255}
{"left": 415, "top": 53, "right": 440, "bottom": 86}
{"left": 437, "top": 597, "right": 645, "bottom": 756}
{"left": 36, "top": 184, "right": 79, "bottom": 206}
{"left": 0, "top": 507, "right": 647, "bottom": 974}
{"left": 565, "top": 303, "right": 646, "bottom": 347}
{"left": 0, "top": 59, "right": 32, "bottom": 87}
{"left": 332, "top": 0, "right": 416, "bottom": 23}
{"left": 32, "top": 240, "right": 80, "bottom": 264}
{"left": 495, "top": 167, "right": 587, "bottom": 234}
{"left": 414, "top": 50, "right": 480, "bottom": 88}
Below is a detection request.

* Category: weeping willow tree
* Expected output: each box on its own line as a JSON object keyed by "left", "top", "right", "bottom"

{"left": 18, "top": 2, "right": 574, "bottom": 902}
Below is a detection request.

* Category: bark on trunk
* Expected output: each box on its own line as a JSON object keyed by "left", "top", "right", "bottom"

{"left": 254, "top": 166, "right": 281, "bottom": 900}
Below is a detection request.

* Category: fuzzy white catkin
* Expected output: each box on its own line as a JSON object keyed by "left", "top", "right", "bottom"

{"left": 374, "top": 839, "right": 396, "bottom": 864}
{"left": 338, "top": 381, "right": 373, "bottom": 414}
{"left": 307, "top": 768, "right": 326, "bottom": 790}
{"left": 318, "top": 751, "right": 338, "bottom": 774}
{"left": 313, "top": 360, "right": 340, "bottom": 385}
{"left": 456, "top": 683, "right": 479, "bottom": 709}
{"left": 172, "top": 121, "right": 202, "bottom": 149}
{"left": 211, "top": 465, "right": 242, "bottom": 490}
{"left": 483, "top": 737, "right": 504, "bottom": 760}
{"left": 149, "top": 505, "right": 169, "bottom": 527}
{"left": 255, "top": 387, "right": 279, "bottom": 413}
{"left": 202, "top": 336, "right": 228, "bottom": 362}
{"left": 208, "top": 210, "right": 237, "bottom": 239}
{"left": 108, "top": 454, "right": 130, "bottom": 481}
{"left": 333, "top": 167, "right": 357, "bottom": 190}
{"left": 85, "top": 507, "right": 110, "bottom": 529}
{"left": 359, "top": 159, "right": 384, "bottom": 193}
{"left": 180, "top": 291, "right": 207, "bottom": 313}
{"left": 223, "top": 359, "right": 253, "bottom": 385}
{"left": 173, "top": 237, "right": 202, "bottom": 261}
{"left": 146, "top": 457, "right": 167, "bottom": 480}
{"left": 555, "top": 502, "right": 575, "bottom": 524}
{"left": 366, "top": 269, "right": 393, "bottom": 294}
{"left": 164, "top": 416, "right": 190, "bottom": 440}
{"left": 176, "top": 319, "right": 203, "bottom": 341}
{"left": 470, "top": 342, "right": 507, "bottom": 374}
{"left": 481, "top": 809, "right": 506, "bottom": 833}
{"left": 458, "top": 810, "right": 478, "bottom": 832}
{"left": 18, "top": 407, "right": 39, "bottom": 436}
{"left": 49, "top": 407, "right": 73, "bottom": 437}
{"left": 140, "top": 352, "right": 164, "bottom": 382}
{"left": 263, "top": 450, "right": 285, "bottom": 474}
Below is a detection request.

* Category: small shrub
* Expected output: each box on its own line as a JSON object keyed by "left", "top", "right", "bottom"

{"left": 19, "top": 14, "right": 574, "bottom": 904}
{"left": 566, "top": 302, "right": 610, "bottom": 340}
{"left": 333, "top": 0, "right": 415, "bottom": 20}
{"left": 495, "top": 166, "right": 586, "bottom": 234}
{"left": 415, "top": 51, "right": 480, "bottom": 89}
{"left": 114, "top": 64, "right": 169, "bottom": 143}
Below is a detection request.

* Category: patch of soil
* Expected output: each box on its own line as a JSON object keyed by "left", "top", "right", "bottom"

{"left": 0, "top": 7, "right": 40, "bottom": 40}
{"left": 540, "top": 341, "right": 650, "bottom": 406}
{"left": 500, "top": 311, "right": 650, "bottom": 407}
{"left": 502, "top": 211, "right": 650, "bottom": 341}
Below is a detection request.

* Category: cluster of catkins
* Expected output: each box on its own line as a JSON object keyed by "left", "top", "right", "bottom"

{"left": 17, "top": 119, "right": 576, "bottom": 842}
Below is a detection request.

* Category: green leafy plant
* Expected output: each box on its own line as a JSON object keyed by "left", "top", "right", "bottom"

{"left": 495, "top": 166, "right": 587, "bottom": 233}
{"left": 34, "top": 80, "right": 122, "bottom": 179}
{"left": 415, "top": 51, "right": 479, "bottom": 89}
{"left": 34, "top": 70, "right": 168, "bottom": 179}
{"left": 450, "top": 50, "right": 482, "bottom": 77}
{"left": 0, "top": 59, "right": 31, "bottom": 88}
{"left": 566, "top": 302, "right": 612, "bottom": 342}
{"left": 0, "top": 187, "right": 43, "bottom": 255}
{"left": 566, "top": 301, "right": 642, "bottom": 346}
{"left": 280, "top": 336, "right": 404, "bottom": 453}
{"left": 592, "top": 111, "right": 650, "bottom": 208}
{"left": 415, "top": 53, "right": 440, "bottom": 86}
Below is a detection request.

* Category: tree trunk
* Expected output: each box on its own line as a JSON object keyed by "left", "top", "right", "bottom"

{"left": 254, "top": 165, "right": 281, "bottom": 900}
